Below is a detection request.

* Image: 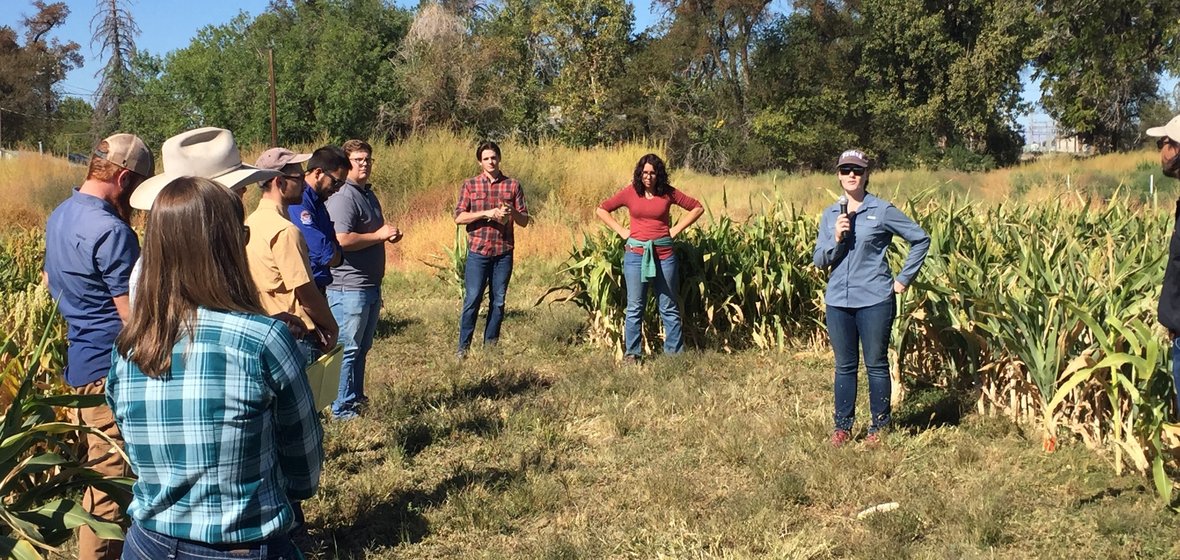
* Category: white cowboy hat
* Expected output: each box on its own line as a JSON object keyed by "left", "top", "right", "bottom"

{"left": 130, "top": 127, "right": 282, "bottom": 210}
{"left": 1146, "top": 115, "right": 1180, "bottom": 141}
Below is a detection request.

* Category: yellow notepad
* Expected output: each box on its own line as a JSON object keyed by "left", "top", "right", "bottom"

{"left": 305, "top": 344, "right": 343, "bottom": 411}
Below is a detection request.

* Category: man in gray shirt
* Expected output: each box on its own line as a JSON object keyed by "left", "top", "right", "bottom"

{"left": 324, "top": 139, "right": 401, "bottom": 420}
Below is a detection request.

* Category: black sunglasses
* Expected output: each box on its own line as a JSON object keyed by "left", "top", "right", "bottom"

{"left": 1158, "top": 137, "right": 1175, "bottom": 149}
{"left": 324, "top": 171, "right": 346, "bottom": 188}
{"left": 838, "top": 166, "right": 866, "bottom": 177}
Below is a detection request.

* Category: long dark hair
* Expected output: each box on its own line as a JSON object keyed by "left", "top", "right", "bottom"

{"left": 631, "top": 153, "right": 672, "bottom": 197}
{"left": 116, "top": 177, "right": 263, "bottom": 377}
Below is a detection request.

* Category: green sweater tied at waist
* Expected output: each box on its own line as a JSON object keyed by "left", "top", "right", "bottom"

{"left": 626, "top": 236, "right": 674, "bottom": 281}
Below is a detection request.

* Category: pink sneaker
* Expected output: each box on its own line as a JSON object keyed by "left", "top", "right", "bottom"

{"left": 864, "top": 432, "right": 882, "bottom": 447}
{"left": 830, "top": 429, "right": 851, "bottom": 448}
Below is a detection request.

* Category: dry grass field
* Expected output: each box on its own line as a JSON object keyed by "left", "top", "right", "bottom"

{"left": 1, "top": 133, "right": 1165, "bottom": 270}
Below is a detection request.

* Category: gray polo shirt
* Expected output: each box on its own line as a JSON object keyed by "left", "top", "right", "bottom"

{"left": 325, "top": 180, "right": 386, "bottom": 290}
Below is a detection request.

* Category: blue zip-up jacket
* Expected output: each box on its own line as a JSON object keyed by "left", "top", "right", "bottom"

{"left": 287, "top": 183, "right": 340, "bottom": 289}
{"left": 813, "top": 193, "right": 930, "bottom": 308}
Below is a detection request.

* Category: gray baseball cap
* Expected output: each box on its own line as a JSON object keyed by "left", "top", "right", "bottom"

{"left": 837, "top": 149, "right": 869, "bottom": 168}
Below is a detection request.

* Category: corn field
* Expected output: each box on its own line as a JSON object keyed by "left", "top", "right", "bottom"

{"left": 0, "top": 229, "right": 69, "bottom": 411}
{"left": 546, "top": 195, "right": 1180, "bottom": 500}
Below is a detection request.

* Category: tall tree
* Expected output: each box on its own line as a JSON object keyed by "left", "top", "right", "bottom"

{"left": 0, "top": 1, "right": 81, "bottom": 147}
{"left": 534, "top": 0, "right": 633, "bottom": 145}
{"left": 1033, "top": 0, "right": 1180, "bottom": 152}
{"left": 749, "top": 2, "right": 865, "bottom": 170}
{"left": 655, "top": 0, "right": 772, "bottom": 116}
{"left": 118, "top": 51, "right": 198, "bottom": 149}
{"left": 91, "top": 0, "right": 139, "bottom": 138}
{"left": 397, "top": 3, "right": 505, "bottom": 133}
{"left": 122, "top": 0, "right": 412, "bottom": 145}
{"left": 476, "top": 0, "right": 552, "bottom": 140}
{"left": 858, "top": 0, "right": 1034, "bottom": 167}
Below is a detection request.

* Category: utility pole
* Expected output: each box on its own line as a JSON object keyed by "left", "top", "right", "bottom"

{"left": 268, "top": 48, "right": 278, "bottom": 147}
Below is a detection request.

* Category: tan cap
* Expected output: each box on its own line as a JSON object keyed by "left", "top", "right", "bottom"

{"left": 95, "top": 133, "right": 154, "bottom": 177}
{"left": 837, "top": 149, "right": 869, "bottom": 169}
{"left": 1146, "top": 115, "right": 1180, "bottom": 140}
{"left": 255, "top": 147, "right": 311, "bottom": 171}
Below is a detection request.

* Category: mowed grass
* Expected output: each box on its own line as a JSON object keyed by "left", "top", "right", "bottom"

{"left": 298, "top": 269, "right": 1180, "bottom": 559}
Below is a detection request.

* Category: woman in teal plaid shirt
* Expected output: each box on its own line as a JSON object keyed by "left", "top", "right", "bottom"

{"left": 108, "top": 177, "right": 323, "bottom": 559}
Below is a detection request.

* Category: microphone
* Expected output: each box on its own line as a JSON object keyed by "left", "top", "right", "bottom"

{"left": 837, "top": 195, "right": 849, "bottom": 244}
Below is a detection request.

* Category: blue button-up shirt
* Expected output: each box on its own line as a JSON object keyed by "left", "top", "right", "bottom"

{"left": 813, "top": 193, "right": 930, "bottom": 308}
{"left": 44, "top": 188, "right": 139, "bottom": 387}
{"left": 287, "top": 184, "right": 339, "bottom": 289}
{"left": 107, "top": 308, "right": 323, "bottom": 544}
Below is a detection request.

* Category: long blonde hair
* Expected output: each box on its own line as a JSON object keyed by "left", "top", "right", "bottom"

{"left": 116, "top": 177, "right": 262, "bottom": 377}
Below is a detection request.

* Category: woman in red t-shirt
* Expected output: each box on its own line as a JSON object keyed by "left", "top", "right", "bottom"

{"left": 595, "top": 154, "right": 705, "bottom": 361}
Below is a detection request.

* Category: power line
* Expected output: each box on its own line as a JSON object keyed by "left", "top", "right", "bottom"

{"left": 58, "top": 82, "right": 98, "bottom": 95}
{"left": 0, "top": 106, "right": 93, "bottom": 124}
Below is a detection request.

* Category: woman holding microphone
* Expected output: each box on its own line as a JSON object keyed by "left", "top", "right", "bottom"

{"left": 813, "top": 149, "right": 929, "bottom": 447}
{"left": 597, "top": 153, "right": 704, "bottom": 362}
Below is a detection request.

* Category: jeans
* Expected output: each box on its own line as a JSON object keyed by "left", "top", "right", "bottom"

{"left": 122, "top": 523, "right": 300, "bottom": 560}
{"left": 327, "top": 287, "right": 382, "bottom": 418}
{"left": 622, "top": 250, "right": 684, "bottom": 357}
{"left": 458, "top": 252, "right": 514, "bottom": 353}
{"left": 827, "top": 295, "right": 895, "bottom": 433}
{"left": 295, "top": 336, "right": 323, "bottom": 367}
{"left": 1172, "top": 339, "right": 1180, "bottom": 417}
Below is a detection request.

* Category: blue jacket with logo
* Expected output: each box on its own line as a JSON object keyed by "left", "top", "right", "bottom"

{"left": 288, "top": 184, "right": 340, "bottom": 289}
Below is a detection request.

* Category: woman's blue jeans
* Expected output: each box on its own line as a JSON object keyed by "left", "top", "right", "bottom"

{"left": 622, "top": 250, "right": 684, "bottom": 357}
{"left": 827, "top": 295, "right": 895, "bottom": 433}
{"left": 458, "top": 252, "right": 514, "bottom": 354}
{"left": 122, "top": 523, "right": 300, "bottom": 559}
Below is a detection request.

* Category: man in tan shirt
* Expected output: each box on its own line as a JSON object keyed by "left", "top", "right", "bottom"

{"left": 246, "top": 147, "right": 339, "bottom": 362}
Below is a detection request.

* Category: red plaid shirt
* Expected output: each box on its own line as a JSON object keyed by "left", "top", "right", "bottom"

{"left": 454, "top": 173, "right": 528, "bottom": 257}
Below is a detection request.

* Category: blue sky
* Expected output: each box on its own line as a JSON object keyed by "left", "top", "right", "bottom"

{"left": 3, "top": 0, "right": 274, "bottom": 98}
{"left": 1, "top": 0, "right": 1068, "bottom": 141}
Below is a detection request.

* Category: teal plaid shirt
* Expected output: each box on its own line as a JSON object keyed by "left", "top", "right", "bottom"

{"left": 107, "top": 308, "right": 323, "bottom": 544}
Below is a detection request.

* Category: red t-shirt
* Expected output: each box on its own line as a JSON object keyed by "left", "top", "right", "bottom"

{"left": 599, "top": 184, "right": 702, "bottom": 259}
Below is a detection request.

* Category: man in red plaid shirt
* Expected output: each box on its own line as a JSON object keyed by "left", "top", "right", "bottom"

{"left": 453, "top": 141, "right": 530, "bottom": 357}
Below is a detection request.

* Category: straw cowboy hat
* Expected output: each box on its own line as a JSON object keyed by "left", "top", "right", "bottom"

{"left": 130, "top": 127, "right": 282, "bottom": 210}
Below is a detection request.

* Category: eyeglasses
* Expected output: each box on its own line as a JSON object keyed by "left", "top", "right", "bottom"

{"left": 838, "top": 166, "right": 866, "bottom": 177}
{"left": 324, "top": 171, "right": 346, "bottom": 189}
{"left": 1158, "top": 137, "right": 1175, "bottom": 149}
{"left": 242, "top": 225, "right": 251, "bottom": 244}
{"left": 349, "top": 157, "right": 373, "bottom": 165}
